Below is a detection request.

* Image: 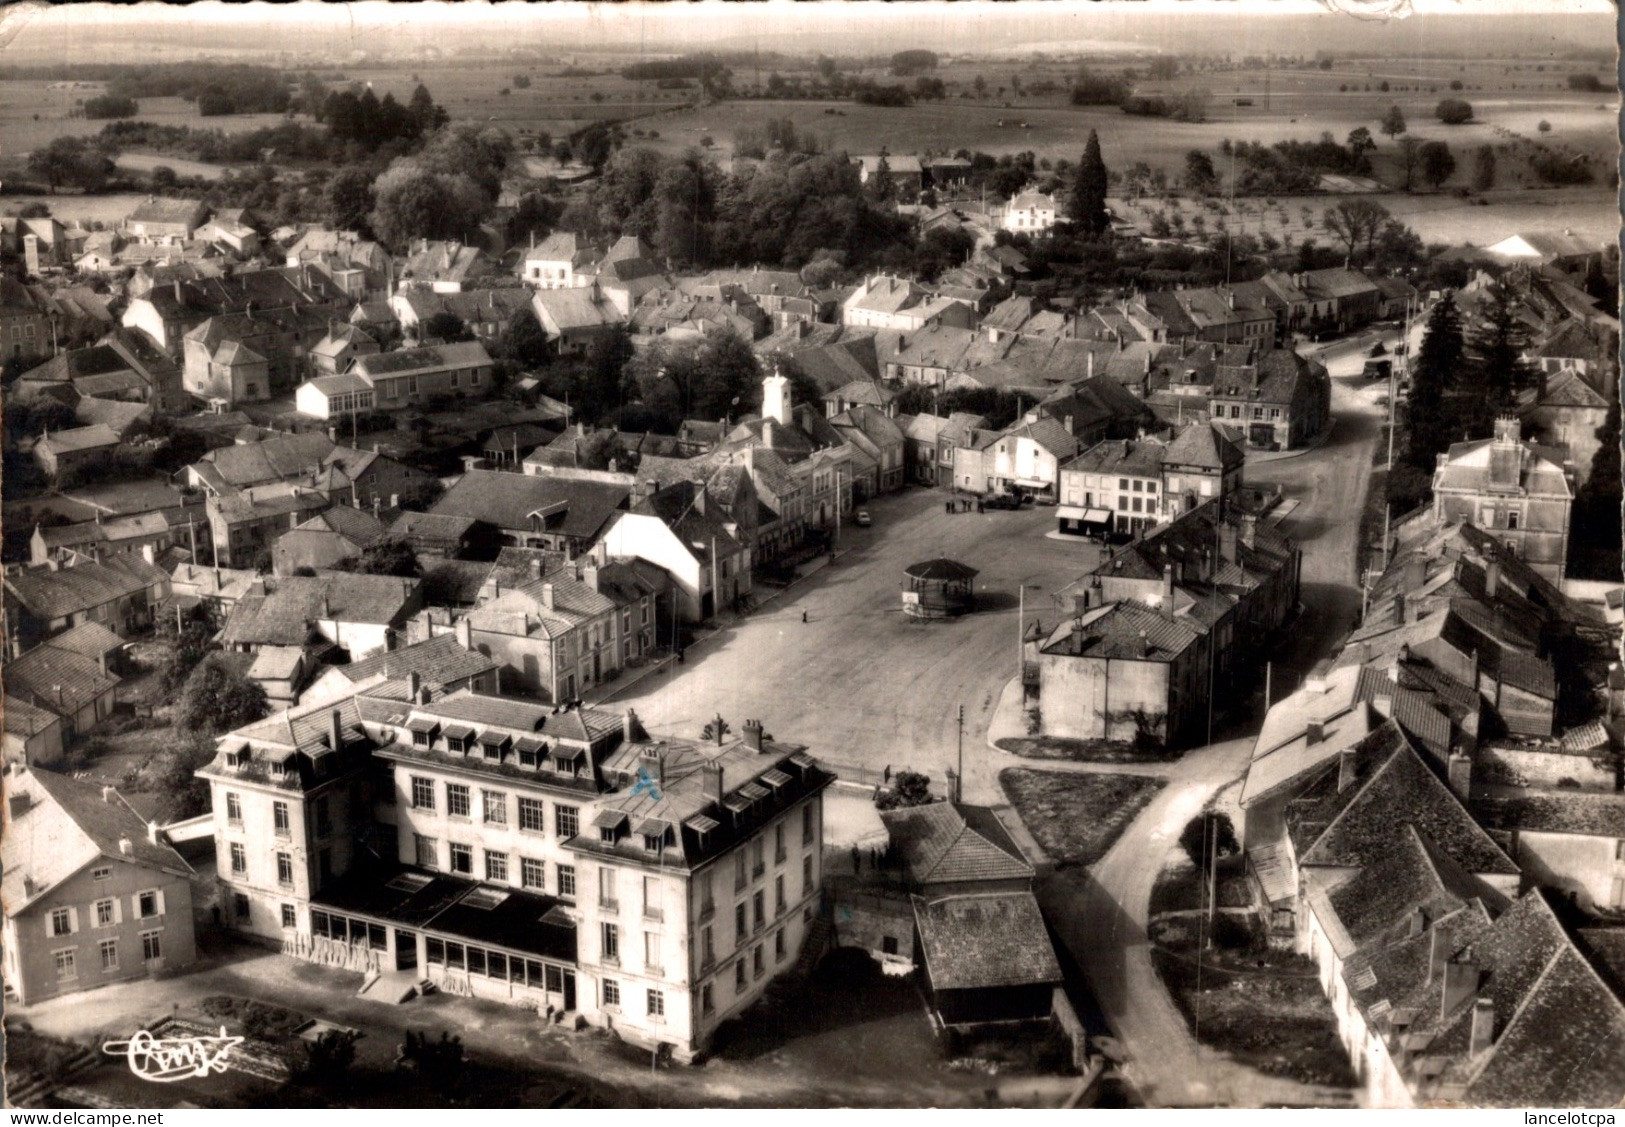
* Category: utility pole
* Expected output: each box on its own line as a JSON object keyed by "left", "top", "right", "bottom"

{"left": 1264, "top": 660, "right": 1272, "bottom": 712}
{"left": 1017, "top": 583, "right": 1025, "bottom": 679}
{"left": 956, "top": 704, "right": 964, "bottom": 802}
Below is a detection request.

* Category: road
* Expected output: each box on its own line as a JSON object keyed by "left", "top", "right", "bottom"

{"left": 601, "top": 489, "right": 1099, "bottom": 796}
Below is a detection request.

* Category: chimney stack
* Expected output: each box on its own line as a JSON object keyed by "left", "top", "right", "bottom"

{"left": 1447, "top": 751, "right": 1473, "bottom": 800}
{"left": 102, "top": 785, "right": 117, "bottom": 803}
{"left": 623, "top": 708, "right": 641, "bottom": 743}
{"left": 407, "top": 671, "right": 421, "bottom": 701}
{"left": 9, "top": 793, "right": 33, "bottom": 819}
{"left": 1337, "top": 748, "right": 1358, "bottom": 792}
{"left": 119, "top": 837, "right": 134, "bottom": 856}
{"left": 1408, "top": 907, "right": 1426, "bottom": 938}
{"left": 329, "top": 709, "right": 344, "bottom": 752}
{"left": 1429, "top": 925, "right": 1450, "bottom": 983}
{"left": 1484, "top": 560, "right": 1500, "bottom": 600}
{"left": 713, "top": 713, "right": 727, "bottom": 746}
{"left": 1469, "top": 997, "right": 1495, "bottom": 1058}
{"left": 704, "top": 761, "right": 725, "bottom": 805}
{"left": 1442, "top": 956, "right": 1479, "bottom": 1021}
{"left": 455, "top": 616, "right": 473, "bottom": 651}
{"left": 742, "top": 718, "right": 764, "bottom": 752}
{"left": 1239, "top": 514, "right": 1256, "bottom": 551}
{"left": 147, "top": 821, "right": 159, "bottom": 846}
{"left": 540, "top": 583, "right": 554, "bottom": 611}
{"left": 1307, "top": 720, "right": 1325, "bottom": 746}
{"left": 1162, "top": 563, "right": 1175, "bottom": 608}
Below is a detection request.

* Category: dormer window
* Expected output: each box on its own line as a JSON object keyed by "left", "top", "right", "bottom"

{"left": 442, "top": 725, "right": 475, "bottom": 754}
{"left": 515, "top": 737, "right": 544, "bottom": 768}
{"left": 407, "top": 717, "right": 438, "bottom": 747}
{"left": 593, "top": 809, "right": 628, "bottom": 842}
{"left": 478, "top": 731, "right": 509, "bottom": 761}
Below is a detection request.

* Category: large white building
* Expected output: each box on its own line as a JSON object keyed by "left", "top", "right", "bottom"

{"left": 200, "top": 686, "right": 834, "bottom": 1061}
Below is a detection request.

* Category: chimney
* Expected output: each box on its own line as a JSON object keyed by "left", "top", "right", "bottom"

{"left": 1393, "top": 593, "right": 1407, "bottom": 624}
{"left": 1447, "top": 751, "right": 1473, "bottom": 800}
{"left": 455, "top": 616, "right": 473, "bottom": 650}
{"left": 407, "top": 671, "right": 421, "bottom": 701}
{"left": 1063, "top": 415, "right": 1074, "bottom": 436}
{"left": 174, "top": 280, "right": 182, "bottom": 302}
{"left": 119, "top": 837, "right": 134, "bottom": 856}
{"left": 1162, "top": 563, "right": 1175, "bottom": 608}
{"left": 1407, "top": 907, "right": 1426, "bottom": 938}
{"left": 1337, "top": 748, "right": 1358, "bottom": 792}
{"left": 742, "top": 718, "right": 764, "bottom": 752}
{"left": 714, "top": 713, "right": 727, "bottom": 746}
{"left": 762, "top": 418, "right": 775, "bottom": 449}
{"left": 581, "top": 561, "right": 600, "bottom": 592}
{"left": 1442, "top": 957, "right": 1479, "bottom": 1021}
{"left": 1307, "top": 720, "right": 1325, "bottom": 746}
{"left": 623, "top": 708, "right": 641, "bottom": 743}
{"left": 529, "top": 557, "right": 544, "bottom": 580}
{"left": 1484, "top": 560, "right": 1500, "bottom": 599}
{"left": 9, "top": 793, "right": 32, "bottom": 819}
{"left": 1469, "top": 997, "right": 1495, "bottom": 1058}
{"left": 103, "top": 785, "right": 117, "bottom": 803}
{"left": 540, "top": 583, "right": 554, "bottom": 611}
{"left": 1404, "top": 555, "right": 1427, "bottom": 590}
{"left": 1218, "top": 524, "right": 1238, "bottom": 565}
{"left": 329, "top": 708, "right": 344, "bottom": 752}
{"left": 1239, "top": 514, "right": 1256, "bottom": 550}
{"left": 704, "top": 761, "right": 725, "bottom": 805}
{"left": 146, "top": 821, "right": 159, "bottom": 846}
{"left": 1429, "top": 925, "right": 1451, "bottom": 983}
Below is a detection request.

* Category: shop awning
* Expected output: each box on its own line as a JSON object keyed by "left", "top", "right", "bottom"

{"left": 1013, "top": 478, "right": 1051, "bottom": 490}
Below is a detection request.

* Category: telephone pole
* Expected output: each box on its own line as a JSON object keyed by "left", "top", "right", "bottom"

{"left": 956, "top": 704, "right": 964, "bottom": 802}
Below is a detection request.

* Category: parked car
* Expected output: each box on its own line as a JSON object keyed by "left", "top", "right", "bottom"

{"left": 984, "top": 492, "right": 1022, "bottom": 510}
{"left": 854, "top": 509, "right": 872, "bottom": 527}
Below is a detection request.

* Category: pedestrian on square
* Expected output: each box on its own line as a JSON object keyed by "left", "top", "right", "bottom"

{"left": 851, "top": 845, "right": 861, "bottom": 872}
{"left": 883, "top": 764, "right": 892, "bottom": 783}
{"left": 802, "top": 609, "right": 808, "bottom": 623}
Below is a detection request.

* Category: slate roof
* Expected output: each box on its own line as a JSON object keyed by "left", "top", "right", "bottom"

{"left": 431, "top": 470, "right": 629, "bottom": 541}
{"left": 533, "top": 287, "right": 622, "bottom": 332}
{"left": 195, "top": 432, "right": 338, "bottom": 488}
{"left": 1162, "top": 421, "right": 1245, "bottom": 472}
{"left": 5, "top": 556, "right": 168, "bottom": 621}
{"left": 1433, "top": 435, "right": 1572, "bottom": 499}
{"left": 3, "top": 695, "right": 61, "bottom": 739}
{"left": 880, "top": 802, "right": 1032, "bottom": 887}
{"left": 1, "top": 768, "right": 192, "bottom": 913}
{"left": 1039, "top": 599, "right": 1204, "bottom": 663}
{"left": 126, "top": 197, "right": 207, "bottom": 226}
{"left": 912, "top": 891, "right": 1063, "bottom": 991}
{"left": 1325, "top": 824, "right": 1503, "bottom": 954}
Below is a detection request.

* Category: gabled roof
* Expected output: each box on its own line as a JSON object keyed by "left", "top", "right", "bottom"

{"left": 1, "top": 768, "right": 192, "bottom": 913}
{"left": 43, "top": 620, "right": 125, "bottom": 662}
{"left": 912, "top": 891, "right": 1062, "bottom": 991}
{"left": 125, "top": 197, "right": 207, "bottom": 226}
{"left": 36, "top": 423, "right": 120, "bottom": 457}
{"left": 5, "top": 642, "right": 121, "bottom": 719}
{"left": 5, "top": 556, "right": 168, "bottom": 621}
{"left": 880, "top": 802, "right": 1032, "bottom": 886}
{"left": 352, "top": 341, "right": 492, "bottom": 379}
{"left": 337, "top": 632, "right": 500, "bottom": 691}
{"left": 1294, "top": 722, "right": 1518, "bottom": 877}
{"left": 218, "top": 573, "right": 419, "bottom": 646}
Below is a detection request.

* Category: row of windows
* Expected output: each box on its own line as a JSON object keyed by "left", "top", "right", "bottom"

{"left": 410, "top": 834, "right": 578, "bottom": 898}
{"left": 409, "top": 777, "right": 580, "bottom": 837}
{"left": 1214, "top": 404, "right": 1284, "bottom": 421}
{"left": 224, "top": 793, "right": 332, "bottom": 837}
{"left": 52, "top": 933, "right": 163, "bottom": 981}
{"left": 49, "top": 887, "right": 164, "bottom": 938}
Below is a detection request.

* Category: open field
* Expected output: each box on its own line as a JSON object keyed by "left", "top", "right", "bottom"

{"left": 0, "top": 81, "right": 296, "bottom": 154}
{"left": 1112, "top": 185, "right": 1619, "bottom": 251}
{"left": 0, "top": 193, "right": 157, "bottom": 227}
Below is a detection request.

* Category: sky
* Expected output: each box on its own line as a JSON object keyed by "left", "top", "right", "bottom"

{"left": 2, "top": 0, "right": 1615, "bottom": 61}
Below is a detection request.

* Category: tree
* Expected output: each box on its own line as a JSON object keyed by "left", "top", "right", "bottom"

{"left": 395, "top": 476, "right": 445, "bottom": 513}
{"left": 576, "top": 324, "right": 635, "bottom": 423}
{"left": 325, "top": 169, "right": 375, "bottom": 234}
{"left": 869, "top": 156, "right": 896, "bottom": 204}
{"left": 874, "top": 769, "right": 936, "bottom": 810}
{"left": 1472, "top": 145, "right": 1497, "bottom": 192}
{"left": 1396, "top": 135, "right": 1423, "bottom": 191}
{"left": 1406, "top": 292, "right": 1466, "bottom": 472}
{"left": 1466, "top": 277, "right": 1538, "bottom": 414}
{"left": 499, "top": 308, "right": 551, "bottom": 370}
{"left": 1419, "top": 140, "right": 1455, "bottom": 191}
{"left": 421, "top": 311, "right": 473, "bottom": 343}
{"left": 1321, "top": 199, "right": 1390, "bottom": 262}
{"left": 335, "top": 540, "right": 421, "bottom": 578}
{"left": 1346, "top": 125, "right": 1376, "bottom": 164}
{"left": 147, "top": 733, "right": 217, "bottom": 821}
{"left": 369, "top": 164, "right": 490, "bottom": 249}
{"left": 1182, "top": 149, "right": 1219, "bottom": 195}
{"left": 1178, "top": 811, "right": 1239, "bottom": 872}
{"left": 26, "top": 136, "right": 113, "bottom": 194}
{"left": 400, "top": 1031, "right": 464, "bottom": 1090}
{"left": 1069, "top": 129, "right": 1109, "bottom": 236}
{"left": 177, "top": 654, "right": 269, "bottom": 735}
{"left": 1379, "top": 104, "right": 1407, "bottom": 140}
{"left": 1434, "top": 98, "right": 1473, "bottom": 125}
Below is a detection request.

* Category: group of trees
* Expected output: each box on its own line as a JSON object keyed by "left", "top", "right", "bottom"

{"left": 1434, "top": 98, "right": 1474, "bottom": 125}
{"left": 557, "top": 145, "right": 912, "bottom": 273}
{"left": 69, "top": 62, "right": 295, "bottom": 114}
{"left": 368, "top": 122, "right": 514, "bottom": 248}
{"left": 319, "top": 82, "right": 448, "bottom": 151}
{"left": 25, "top": 134, "right": 115, "bottom": 193}
{"left": 82, "top": 93, "right": 139, "bottom": 119}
